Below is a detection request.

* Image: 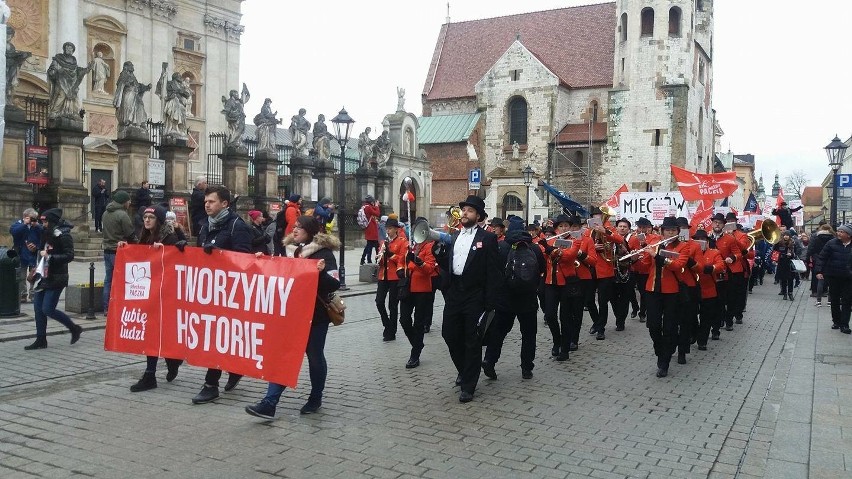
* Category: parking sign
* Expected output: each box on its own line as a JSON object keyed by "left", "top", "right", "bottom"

{"left": 837, "top": 174, "right": 852, "bottom": 188}
{"left": 469, "top": 168, "right": 481, "bottom": 190}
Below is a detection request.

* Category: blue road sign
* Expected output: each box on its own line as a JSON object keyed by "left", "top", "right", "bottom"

{"left": 837, "top": 174, "right": 852, "bottom": 188}
{"left": 469, "top": 168, "right": 481, "bottom": 190}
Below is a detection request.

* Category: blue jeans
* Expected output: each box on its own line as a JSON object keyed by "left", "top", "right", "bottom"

{"left": 33, "top": 287, "right": 75, "bottom": 337}
{"left": 261, "top": 319, "right": 329, "bottom": 406}
{"left": 103, "top": 252, "right": 116, "bottom": 313}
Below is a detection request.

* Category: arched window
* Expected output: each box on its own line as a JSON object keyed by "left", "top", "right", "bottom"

{"left": 575, "top": 150, "right": 585, "bottom": 168}
{"left": 620, "top": 13, "right": 628, "bottom": 42}
{"left": 182, "top": 72, "right": 201, "bottom": 117}
{"left": 669, "top": 7, "right": 682, "bottom": 36}
{"left": 92, "top": 43, "right": 115, "bottom": 95}
{"left": 590, "top": 100, "right": 599, "bottom": 123}
{"left": 640, "top": 8, "right": 654, "bottom": 37}
{"left": 508, "top": 97, "right": 528, "bottom": 145}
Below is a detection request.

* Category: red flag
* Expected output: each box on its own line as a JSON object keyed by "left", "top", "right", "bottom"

{"left": 689, "top": 199, "right": 715, "bottom": 236}
{"left": 671, "top": 165, "right": 739, "bottom": 201}
{"left": 775, "top": 188, "right": 785, "bottom": 224}
{"left": 605, "top": 184, "right": 628, "bottom": 209}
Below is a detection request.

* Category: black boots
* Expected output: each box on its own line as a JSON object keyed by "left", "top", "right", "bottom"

{"left": 24, "top": 337, "right": 47, "bottom": 350}
{"left": 165, "top": 359, "right": 182, "bottom": 382}
{"left": 130, "top": 372, "right": 157, "bottom": 392}
{"left": 70, "top": 324, "right": 82, "bottom": 344}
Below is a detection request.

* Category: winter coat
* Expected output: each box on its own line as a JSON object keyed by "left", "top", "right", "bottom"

{"left": 134, "top": 186, "right": 152, "bottom": 209}
{"left": 249, "top": 222, "right": 271, "bottom": 255}
{"left": 773, "top": 240, "right": 798, "bottom": 280}
{"left": 362, "top": 203, "right": 380, "bottom": 241}
{"left": 196, "top": 210, "right": 253, "bottom": 253}
{"left": 283, "top": 233, "right": 341, "bottom": 325}
{"left": 101, "top": 201, "right": 135, "bottom": 251}
{"left": 41, "top": 219, "right": 74, "bottom": 289}
{"left": 771, "top": 205, "right": 803, "bottom": 229}
{"left": 138, "top": 223, "right": 179, "bottom": 247}
{"left": 9, "top": 220, "right": 43, "bottom": 267}
{"left": 815, "top": 237, "right": 852, "bottom": 279}
{"left": 284, "top": 202, "right": 301, "bottom": 236}
{"left": 313, "top": 202, "right": 334, "bottom": 229}
{"left": 496, "top": 230, "right": 545, "bottom": 313}
{"left": 189, "top": 186, "right": 207, "bottom": 234}
{"left": 806, "top": 230, "right": 833, "bottom": 264}
{"left": 92, "top": 184, "right": 109, "bottom": 213}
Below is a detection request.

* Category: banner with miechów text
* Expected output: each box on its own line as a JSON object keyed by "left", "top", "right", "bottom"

{"left": 104, "top": 245, "right": 320, "bottom": 388}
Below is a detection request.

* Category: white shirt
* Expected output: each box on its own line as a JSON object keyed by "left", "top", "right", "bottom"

{"left": 452, "top": 226, "right": 478, "bottom": 275}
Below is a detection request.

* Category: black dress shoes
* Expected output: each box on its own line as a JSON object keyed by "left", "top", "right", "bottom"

{"left": 70, "top": 324, "right": 82, "bottom": 344}
{"left": 24, "top": 337, "right": 47, "bottom": 350}
{"left": 596, "top": 330, "right": 605, "bottom": 340}
{"left": 482, "top": 361, "right": 497, "bottom": 380}
{"left": 615, "top": 325, "right": 625, "bottom": 331}
{"left": 551, "top": 345, "right": 560, "bottom": 357}
{"left": 568, "top": 342, "right": 578, "bottom": 351}
{"left": 555, "top": 353, "right": 569, "bottom": 362}
{"left": 697, "top": 344, "right": 707, "bottom": 351}
{"left": 677, "top": 353, "right": 687, "bottom": 364}
{"left": 832, "top": 323, "right": 841, "bottom": 330}
{"left": 405, "top": 357, "right": 420, "bottom": 369}
{"left": 656, "top": 367, "right": 668, "bottom": 378}
{"left": 842, "top": 327, "right": 852, "bottom": 335}
{"left": 521, "top": 369, "right": 533, "bottom": 379}
{"left": 459, "top": 391, "right": 473, "bottom": 403}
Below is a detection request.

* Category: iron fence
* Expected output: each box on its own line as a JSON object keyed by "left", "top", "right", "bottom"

{"left": 23, "top": 96, "right": 48, "bottom": 146}
{"left": 147, "top": 120, "right": 163, "bottom": 159}
{"left": 207, "top": 132, "right": 225, "bottom": 185}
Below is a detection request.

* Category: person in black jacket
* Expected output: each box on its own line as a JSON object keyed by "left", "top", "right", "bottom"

{"left": 246, "top": 209, "right": 270, "bottom": 255}
{"left": 815, "top": 224, "right": 852, "bottom": 333}
{"left": 807, "top": 224, "right": 834, "bottom": 304}
{"left": 771, "top": 202, "right": 803, "bottom": 229}
{"left": 91, "top": 178, "right": 109, "bottom": 232}
{"left": 24, "top": 208, "right": 83, "bottom": 350}
{"left": 482, "top": 216, "right": 545, "bottom": 380}
{"left": 189, "top": 175, "right": 207, "bottom": 236}
{"left": 191, "top": 185, "right": 254, "bottom": 404}
{"left": 245, "top": 215, "right": 341, "bottom": 418}
{"left": 773, "top": 231, "right": 798, "bottom": 300}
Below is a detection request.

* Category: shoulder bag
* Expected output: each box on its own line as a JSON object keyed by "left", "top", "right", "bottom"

{"left": 318, "top": 292, "right": 346, "bottom": 326}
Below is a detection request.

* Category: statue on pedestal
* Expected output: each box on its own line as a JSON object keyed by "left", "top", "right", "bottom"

{"left": 221, "top": 83, "right": 249, "bottom": 148}
{"left": 396, "top": 87, "right": 405, "bottom": 112}
{"left": 47, "top": 42, "right": 92, "bottom": 121}
{"left": 312, "top": 113, "right": 332, "bottom": 161}
{"left": 155, "top": 65, "right": 190, "bottom": 140}
{"left": 253, "top": 98, "right": 282, "bottom": 155}
{"left": 288, "top": 107, "right": 310, "bottom": 157}
{"left": 113, "top": 61, "right": 151, "bottom": 137}
{"left": 375, "top": 130, "right": 392, "bottom": 168}
{"left": 91, "top": 51, "right": 110, "bottom": 94}
{"left": 5, "top": 27, "right": 31, "bottom": 103}
{"left": 184, "top": 76, "right": 193, "bottom": 117}
{"left": 358, "top": 127, "right": 375, "bottom": 167}
{"left": 512, "top": 141, "right": 520, "bottom": 159}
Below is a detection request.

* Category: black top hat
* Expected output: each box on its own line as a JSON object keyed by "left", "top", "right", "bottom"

{"left": 385, "top": 218, "right": 401, "bottom": 228}
{"left": 660, "top": 216, "right": 680, "bottom": 230}
{"left": 725, "top": 212, "right": 738, "bottom": 222}
{"left": 553, "top": 214, "right": 572, "bottom": 226}
{"left": 692, "top": 228, "right": 709, "bottom": 240}
{"left": 711, "top": 213, "right": 726, "bottom": 223}
{"left": 459, "top": 195, "right": 487, "bottom": 220}
{"left": 589, "top": 206, "right": 603, "bottom": 216}
{"left": 636, "top": 217, "right": 652, "bottom": 227}
{"left": 676, "top": 216, "right": 690, "bottom": 228}
{"left": 490, "top": 217, "right": 505, "bottom": 227}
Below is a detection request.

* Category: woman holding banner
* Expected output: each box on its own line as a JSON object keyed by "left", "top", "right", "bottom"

{"left": 245, "top": 215, "right": 340, "bottom": 418}
{"left": 123, "top": 205, "right": 187, "bottom": 392}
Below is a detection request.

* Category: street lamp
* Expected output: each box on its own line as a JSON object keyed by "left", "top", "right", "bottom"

{"left": 331, "top": 107, "right": 355, "bottom": 291}
{"left": 825, "top": 135, "right": 848, "bottom": 227}
{"left": 522, "top": 165, "right": 534, "bottom": 223}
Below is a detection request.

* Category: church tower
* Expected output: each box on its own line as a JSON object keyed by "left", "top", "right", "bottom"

{"left": 604, "top": 0, "right": 715, "bottom": 195}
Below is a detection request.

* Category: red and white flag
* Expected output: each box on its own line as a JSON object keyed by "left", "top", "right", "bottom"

{"left": 605, "top": 184, "right": 628, "bottom": 209}
{"left": 671, "top": 165, "right": 738, "bottom": 201}
{"left": 689, "top": 199, "right": 716, "bottom": 236}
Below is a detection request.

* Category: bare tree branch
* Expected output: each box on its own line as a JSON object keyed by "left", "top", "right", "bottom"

{"left": 784, "top": 170, "right": 809, "bottom": 198}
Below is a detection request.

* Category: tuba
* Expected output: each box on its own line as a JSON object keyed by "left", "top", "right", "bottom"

{"left": 746, "top": 218, "right": 781, "bottom": 248}
{"left": 594, "top": 204, "right": 617, "bottom": 265}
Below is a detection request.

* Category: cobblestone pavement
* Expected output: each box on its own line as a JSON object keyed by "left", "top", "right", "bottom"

{"left": 0, "top": 269, "right": 848, "bottom": 478}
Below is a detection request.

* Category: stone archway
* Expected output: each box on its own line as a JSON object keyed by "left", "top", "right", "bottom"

{"left": 502, "top": 192, "right": 523, "bottom": 219}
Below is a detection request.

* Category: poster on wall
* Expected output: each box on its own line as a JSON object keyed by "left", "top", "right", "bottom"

{"left": 619, "top": 192, "right": 687, "bottom": 225}
{"left": 25, "top": 146, "right": 49, "bottom": 185}
{"left": 168, "top": 197, "right": 190, "bottom": 233}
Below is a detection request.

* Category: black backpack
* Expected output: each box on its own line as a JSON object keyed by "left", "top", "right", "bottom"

{"left": 504, "top": 241, "right": 539, "bottom": 292}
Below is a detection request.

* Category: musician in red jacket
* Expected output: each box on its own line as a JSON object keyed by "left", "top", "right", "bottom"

{"left": 710, "top": 212, "right": 750, "bottom": 330}
{"left": 398, "top": 228, "right": 438, "bottom": 369}
{"left": 628, "top": 217, "right": 658, "bottom": 323}
{"left": 584, "top": 207, "right": 625, "bottom": 340}
{"left": 693, "top": 229, "right": 726, "bottom": 347}
{"left": 540, "top": 215, "right": 585, "bottom": 361}
{"left": 673, "top": 217, "right": 705, "bottom": 365}
{"left": 639, "top": 216, "right": 689, "bottom": 378}
{"left": 568, "top": 216, "right": 598, "bottom": 348}
{"left": 375, "top": 218, "right": 407, "bottom": 341}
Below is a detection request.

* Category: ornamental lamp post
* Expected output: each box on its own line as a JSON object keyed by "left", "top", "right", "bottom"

{"left": 824, "top": 135, "right": 848, "bottom": 228}
{"left": 522, "top": 165, "right": 534, "bottom": 224}
{"left": 331, "top": 107, "right": 355, "bottom": 290}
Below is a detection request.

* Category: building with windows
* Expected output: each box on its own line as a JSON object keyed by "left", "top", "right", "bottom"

{"left": 420, "top": 0, "right": 715, "bottom": 218}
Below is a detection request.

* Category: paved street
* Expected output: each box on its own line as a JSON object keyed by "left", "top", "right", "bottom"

{"left": 1, "top": 257, "right": 850, "bottom": 478}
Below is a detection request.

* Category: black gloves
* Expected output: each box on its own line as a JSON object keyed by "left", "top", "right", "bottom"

{"left": 686, "top": 258, "right": 696, "bottom": 269}
{"left": 202, "top": 242, "right": 214, "bottom": 254}
{"left": 577, "top": 250, "right": 587, "bottom": 261}
{"left": 703, "top": 265, "right": 714, "bottom": 275}
{"left": 175, "top": 240, "right": 187, "bottom": 252}
{"left": 413, "top": 256, "right": 424, "bottom": 267}
{"left": 406, "top": 252, "right": 416, "bottom": 263}
{"left": 655, "top": 254, "right": 667, "bottom": 267}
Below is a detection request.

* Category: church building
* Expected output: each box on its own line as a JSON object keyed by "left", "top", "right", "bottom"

{"left": 420, "top": 0, "right": 715, "bottom": 219}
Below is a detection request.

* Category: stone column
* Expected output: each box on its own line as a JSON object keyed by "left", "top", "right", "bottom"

{"left": 114, "top": 131, "right": 152, "bottom": 195}
{"left": 355, "top": 167, "right": 377, "bottom": 205}
{"left": 252, "top": 149, "right": 280, "bottom": 211}
{"left": 219, "top": 146, "right": 253, "bottom": 213}
{"left": 289, "top": 155, "right": 315, "bottom": 200}
{"left": 158, "top": 139, "right": 193, "bottom": 206}
{"left": 0, "top": 107, "right": 35, "bottom": 244}
{"left": 376, "top": 168, "right": 393, "bottom": 206}
{"left": 38, "top": 121, "right": 90, "bottom": 227}
{"left": 315, "top": 159, "right": 336, "bottom": 202}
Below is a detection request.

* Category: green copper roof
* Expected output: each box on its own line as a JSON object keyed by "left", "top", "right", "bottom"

{"left": 417, "top": 113, "right": 480, "bottom": 144}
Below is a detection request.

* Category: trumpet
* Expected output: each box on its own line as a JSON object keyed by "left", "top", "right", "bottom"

{"left": 618, "top": 236, "right": 677, "bottom": 261}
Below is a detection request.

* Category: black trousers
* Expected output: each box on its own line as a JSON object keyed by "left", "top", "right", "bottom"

{"left": 399, "top": 292, "right": 433, "bottom": 356}
{"left": 376, "top": 280, "right": 399, "bottom": 338}
{"left": 827, "top": 276, "right": 852, "bottom": 327}
{"left": 544, "top": 284, "right": 583, "bottom": 353}
{"left": 646, "top": 292, "right": 679, "bottom": 364}
{"left": 697, "top": 296, "right": 721, "bottom": 345}
{"left": 612, "top": 279, "right": 632, "bottom": 327}
{"left": 361, "top": 240, "right": 378, "bottom": 263}
{"left": 204, "top": 369, "right": 242, "bottom": 388}
{"left": 442, "top": 286, "right": 485, "bottom": 395}
{"left": 635, "top": 273, "right": 649, "bottom": 318}
{"left": 677, "top": 286, "right": 700, "bottom": 354}
{"left": 725, "top": 272, "right": 747, "bottom": 324}
{"left": 594, "top": 277, "right": 614, "bottom": 331}
{"left": 484, "top": 307, "right": 537, "bottom": 371}
{"left": 578, "top": 279, "right": 596, "bottom": 341}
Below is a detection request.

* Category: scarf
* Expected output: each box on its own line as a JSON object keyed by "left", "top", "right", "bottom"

{"left": 207, "top": 208, "right": 230, "bottom": 231}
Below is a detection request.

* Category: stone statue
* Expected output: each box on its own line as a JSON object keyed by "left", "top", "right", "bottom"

{"left": 375, "top": 130, "right": 392, "bottom": 167}
{"left": 5, "top": 27, "right": 31, "bottom": 103}
{"left": 113, "top": 61, "right": 151, "bottom": 137}
{"left": 404, "top": 128, "right": 413, "bottom": 155}
{"left": 155, "top": 67, "right": 190, "bottom": 140}
{"left": 358, "top": 127, "right": 375, "bottom": 167}
{"left": 312, "top": 114, "right": 332, "bottom": 161}
{"left": 221, "top": 83, "right": 249, "bottom": 148}
{"left": 288, "top": 107, "right": 310, "bottom": 157}
{"left": 253, "top": 98, "right": 282, "bottom": 155}
{"left": 91, "top": 51, "right": 110, "bottom": 94}
{"left": 512, "top": 141, "right": 520, "bottom": 159}
{"left": 183, "top": 76, "right": 193, "bottom": 117}
{"left": 396, "top": 87, "right": 405, "bottom": 112}
{"left": 47, "top": 42, "right": 92, "bottom": 121}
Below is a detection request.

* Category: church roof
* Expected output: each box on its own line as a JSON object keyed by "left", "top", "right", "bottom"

{"left": 801, "top": 186, "right": 823, "bottom": 206}
{"left": 423, "top": 3, "right": 616, "bottom": 101}
{"left": 417, "top": 113, "right": 481, "bottom": 144}
{"left": 553, "top": 122, "right": 608, "bottom": 145}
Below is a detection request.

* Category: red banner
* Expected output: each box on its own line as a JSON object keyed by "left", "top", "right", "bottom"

{"left": 605, "top": 184, "right": 628, "bottom": 209}
{"left": 689, "top": 199, "right": 716, "bottom": 236}
{"left": 104, "top": 245, "right": 320, "bottom": 387}
{"left": 671, "top": 165, "right": 738, "bottom": 201}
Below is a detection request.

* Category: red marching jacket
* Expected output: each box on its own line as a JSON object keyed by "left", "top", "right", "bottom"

{"left": 378, "top": 235, "right": 407, "bottom": 281}
{"left": 641, "top": 240, "right": 690, "bottom": 294}
{"left": 583, "top": 227, "right": 624, "bottom": 279}
{"left": 402, "top": 241, "right": 438, "bottom": 293}
{"left": 716, "top": 233, "right": 749, "bottom": 274}
{"left": 628, "top": 232, "right": 660, "bottom": 276}
{"left": 542, "top": 237, "right": 581, "bottom": 286}
{"left": 673, "top": 240, "right": 704, "bottom": 288}
{"left": 697, "top": 248, "right": 725, "bottom": 299}
{"left": 574, "top": 234, "right": 599, "bottom": 280}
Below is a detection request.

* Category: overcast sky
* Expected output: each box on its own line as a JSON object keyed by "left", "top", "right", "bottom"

{"left": 239, "top": 1, "right": 852, "bottom": 193}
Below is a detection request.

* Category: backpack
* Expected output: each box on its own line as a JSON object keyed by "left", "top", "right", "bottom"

{"left": 504, "top": 241, "right": 539, "bottom": 292}
{"left": 356, "top": 205, "right": 369, "bottom": 229}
